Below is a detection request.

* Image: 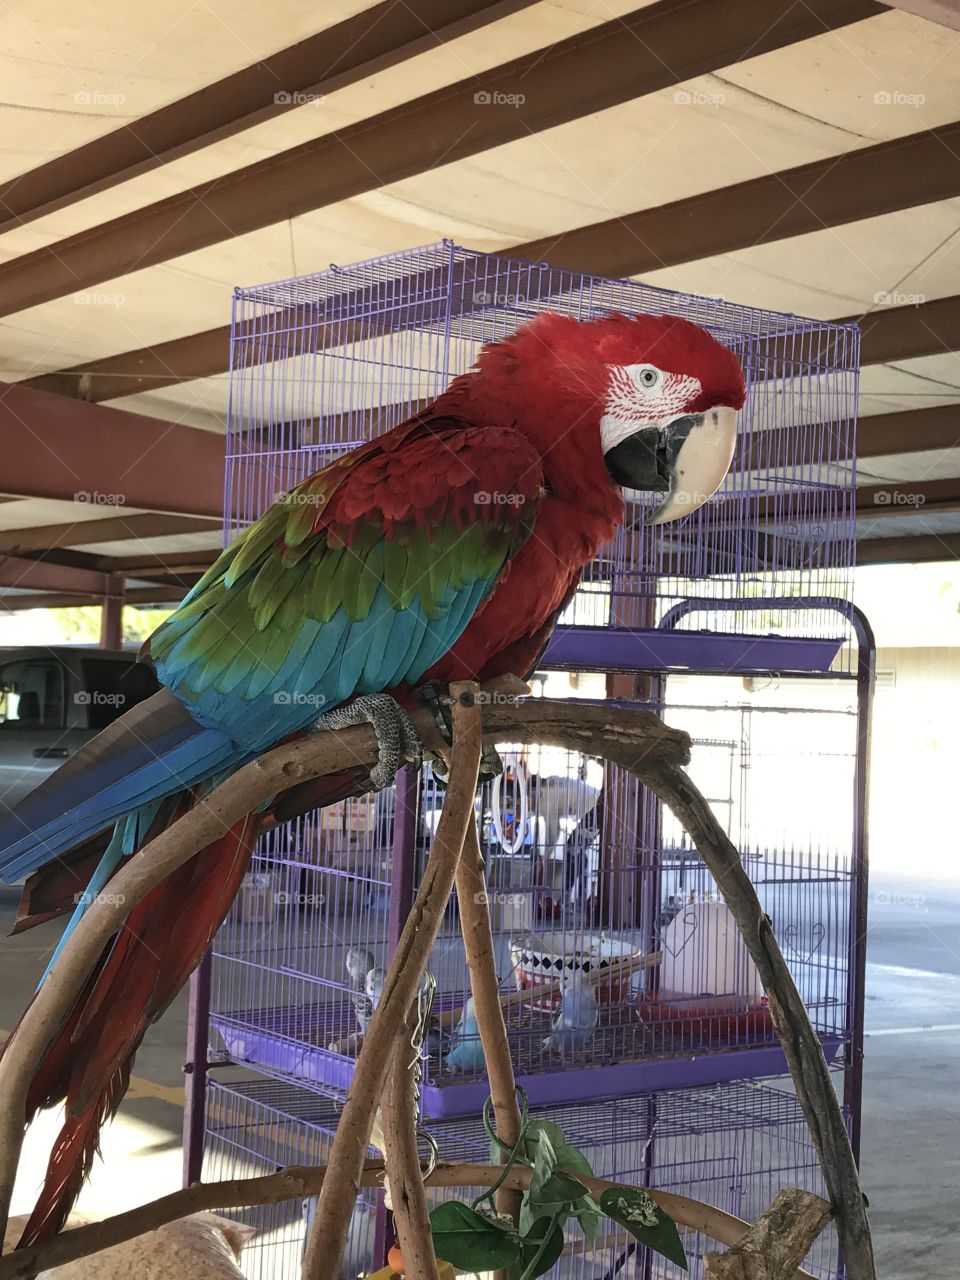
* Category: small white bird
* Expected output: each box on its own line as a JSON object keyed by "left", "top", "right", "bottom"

{"left": 542, "top": 973, "right": 598, "bottom": 1056}
{"left": 365, "top": 965, "right": 387, "bottom": 1005}
{"left": 444, "top": 996, "right": 486, "bottom": 1073}
{"left": 346, "top": 947, "right": 375, "bottom": 989}
{"left": 345, "top": 948, "right": 377, "bottom": 1036}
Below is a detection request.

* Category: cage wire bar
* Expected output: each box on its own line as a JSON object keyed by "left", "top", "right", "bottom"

{"left": 183, "top": 241, "right": 867, "bottom": 1278}
{"left": 224, "top": 240, "right": 859, "bottom": 668}
{"left": 207, "top": 689, "right": 857, "bottom": 1115}
{"left": 202, "top": 1075, "right": 841, "bottom": 1280}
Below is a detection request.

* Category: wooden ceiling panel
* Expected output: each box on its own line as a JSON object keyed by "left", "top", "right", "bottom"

{"left": 0, "top": 1, "right": 642, "bottom": 253}
{"left": 0, "top": 1, "right": 372, "bottom": 185}
{"left": 642, "top": 198, "right": 960, "bottom": 321}
{"left": 0, "top": 0, "right": 883, "bottom": 318}
{"left": 857, "top": 355, "right": 960, "bottom": 417}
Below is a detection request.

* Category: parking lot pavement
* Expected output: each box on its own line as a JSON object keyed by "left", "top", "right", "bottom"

{"left": 860, "top": 874, "right": 960, "bottom": 1280}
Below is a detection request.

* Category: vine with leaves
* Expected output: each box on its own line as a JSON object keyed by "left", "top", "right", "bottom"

{"left": 428, "top": 1091, "right": 686, "bottom": 1278}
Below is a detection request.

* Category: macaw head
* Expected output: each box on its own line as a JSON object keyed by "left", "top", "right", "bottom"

{"left": 470, "top": 311, "right": 746, "bottom": 523}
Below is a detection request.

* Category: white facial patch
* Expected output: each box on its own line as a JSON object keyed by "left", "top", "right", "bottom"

{"left": 600, "top": 364, "right": 702, "bottom": 453}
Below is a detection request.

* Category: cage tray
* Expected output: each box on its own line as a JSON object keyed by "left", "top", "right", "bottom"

{"left": 212, "top": 998, "right": 841, "bottom": 1119}
{"left": 543, "top": 626, "right": 845, "bottom": 676}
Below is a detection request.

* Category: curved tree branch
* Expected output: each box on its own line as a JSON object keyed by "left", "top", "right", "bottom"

{"left": 454, "top": 816, "right": 524, "bottom": 1238}
{"left": 642, "top": 763, "right": 874, "bottom": 1280}
{"left": 379, "top": 1007, "right": 440, "bottom": 1280}
{"left": 0, "top": 1161, "right": 821, "bottom": 1280}
{"left": 0, "top": 691, "right": 686, "bottom": 1245}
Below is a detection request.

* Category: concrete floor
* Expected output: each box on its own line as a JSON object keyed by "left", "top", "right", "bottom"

{"left": 1, "top": 874, "right": 957, "bottom": 1278}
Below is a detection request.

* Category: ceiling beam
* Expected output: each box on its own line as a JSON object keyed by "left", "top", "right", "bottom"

{"left": 0, "top": 383, "right": 225, "bottom": 518}
{"left": 732, "top": 404, "right": 960, "bottom": 474}
{"left": 0, "top": 0, "right": 881, "bottom": 319}
{"left": 516, "top": 123, "right": 960, "bottom": 281}
{"left": 25, "top": 327, "right": 247, "bottom": 402}
{"left": 852, "top": 293, "right": 960, "bottom": 365}
{"left": 879, "top": 1, "right": 960, "bottom": 30}
{"left": 0, "top": 1, "right": 537, "bottom": 235}
{"left": 0, "top": 512, "right": 221, "bottom": 555}
{"left": 9, "top": 541, "right": 206, "bottom": 590}
{"left": 94, "top": 550, "right": 219, "bottom": 576}
{"left": 858, "top": 404, "right": 960, "bottom": 458}
{"left": 857, "top": 531, "right": 960, "bottom": 564}
{"left": 0, "top": 557, "right": 113, "bottom": 596}
{"left": 0, "top": 586, "right": 186, "bottom": 611}
{"left": 856, "top": 477, "right": 960, "bottom": 518}
{"left": 24, "top": 118, "right": 960, "bottom": 407}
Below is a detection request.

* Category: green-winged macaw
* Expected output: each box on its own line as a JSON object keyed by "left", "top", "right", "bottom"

{"left": 0, "top": 310, "right": 744, "bottom": 1243}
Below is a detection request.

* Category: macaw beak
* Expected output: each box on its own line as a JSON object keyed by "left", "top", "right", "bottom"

{"left": 603, "top": 406, "right": 738, "bottom": 525}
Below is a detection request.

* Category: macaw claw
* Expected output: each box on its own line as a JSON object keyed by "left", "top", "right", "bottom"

{"left": 311, "top": 693, "right": 422, "bottom": 791}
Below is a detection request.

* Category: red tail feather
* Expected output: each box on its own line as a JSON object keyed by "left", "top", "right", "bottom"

{"left": 11, "top": 811, "right": 259, "bottom": 1248}
{"left": 18, "top": 1062, "right": 132, "bottom": 1246}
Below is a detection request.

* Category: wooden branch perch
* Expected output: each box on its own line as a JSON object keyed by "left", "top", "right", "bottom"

{"left": 454, "top": 817, "right": 524, "bottom": 1235}
{"left": 0, "top": 1161, "right": 822, "bottom": 1280}
{"left": 300, "top": 682, "right": 483, "bottom": 1280}
{"left": 0, "top": 688, "right": 684, "bottom": 1244}
{"left": 703, "top": 1188, "right": 833, "bottom": 1279}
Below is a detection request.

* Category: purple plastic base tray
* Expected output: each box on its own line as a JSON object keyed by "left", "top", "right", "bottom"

{"left": 211, "top": 1002, "right": 842, "bottom": 1118}
{"left": 427, "top": 1037, "right": 844, "bottom": 1119}
{"left": 542, "top": 626, "right": 844, "bottom": 676}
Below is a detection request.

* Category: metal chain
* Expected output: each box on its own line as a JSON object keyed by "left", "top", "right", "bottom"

{"left": 411, "top": 972, "right": 439, "bottom": 1178}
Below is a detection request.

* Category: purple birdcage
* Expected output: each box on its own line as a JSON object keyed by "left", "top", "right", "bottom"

{"left": 202, "top": 1075, "right": 841, "bottom": 1280}
{"left": 223, "top": 240, "right": 859, "bottom": 670}
{"left": 183, "top": 241, "right": 870, "bottom": 1280}
{"left": 207, "top": 686, "right": 857, "bottom": 1116}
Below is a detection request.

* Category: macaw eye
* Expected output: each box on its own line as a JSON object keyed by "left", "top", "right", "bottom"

{"left": 633, "top": 365, "right": 661, "bottom": 390}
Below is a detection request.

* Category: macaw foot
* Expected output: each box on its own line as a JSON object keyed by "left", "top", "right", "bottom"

{"left": 312, "top": 693, "right": 422, "bottom": 792}
{"left": 428, "top": 742, "right": 503, "bottom": 787}
{"left": 479, "top": 743, "right": 505, "bottom": 780}
{"left": 419, "top": 682, "right": 503, "bottom": 786}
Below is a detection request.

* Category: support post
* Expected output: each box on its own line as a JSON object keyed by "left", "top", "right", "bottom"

{"left": 182, "top": 950, "right": 213, "bottom": 1187}
{"left": 844, "top": 608, "right": 876, "bottom": 1165}
{"left": 99, "top": 576, "right": 124, "bottom": 648}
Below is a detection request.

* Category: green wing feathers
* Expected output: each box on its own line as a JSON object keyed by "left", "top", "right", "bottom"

{"left": 146, "top": 418, "right": 544, "bottom": 713}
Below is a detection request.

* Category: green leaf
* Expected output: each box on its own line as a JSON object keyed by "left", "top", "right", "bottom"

{"left": 573, "top": 1195, "right": 602, "bottom": 1243}
{"left": 510, "top": 1216, "right": 566, "bottom": 1280}
{"left": 600, "top": 1186, "right": 688, "bottom": 1271}
{"left": 554, "top": 1144, "right": 596, "bottom": 1182}
{"left": 524, "top": 1119, "right": 568, "bottom": 1157}
{"left": 520, "top": 1196, "right": 561, "bottom": 1235}
{"left": 528, "top": 1130, "right": 559, "bottom": 1201}
{"left": 536, "top": 1172, "right": 589, "bottom": 1204}
{"left": 524, "top": 1121, "right": 596, "bottom": 1182}
{"left": 429, "top": 1201, "right": 522, "bottom": 1271}
{"left": 518, "top": 1177, "right": 585, "bottom": 1236}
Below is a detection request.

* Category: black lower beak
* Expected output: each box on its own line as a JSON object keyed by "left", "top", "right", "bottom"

{"left": 604, "top": 415, "right": 703, "bottom": 492}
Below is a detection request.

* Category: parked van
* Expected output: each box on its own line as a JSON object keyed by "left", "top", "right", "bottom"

{"left": 0, "top": 647, "right": 159, "bottom": 814}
